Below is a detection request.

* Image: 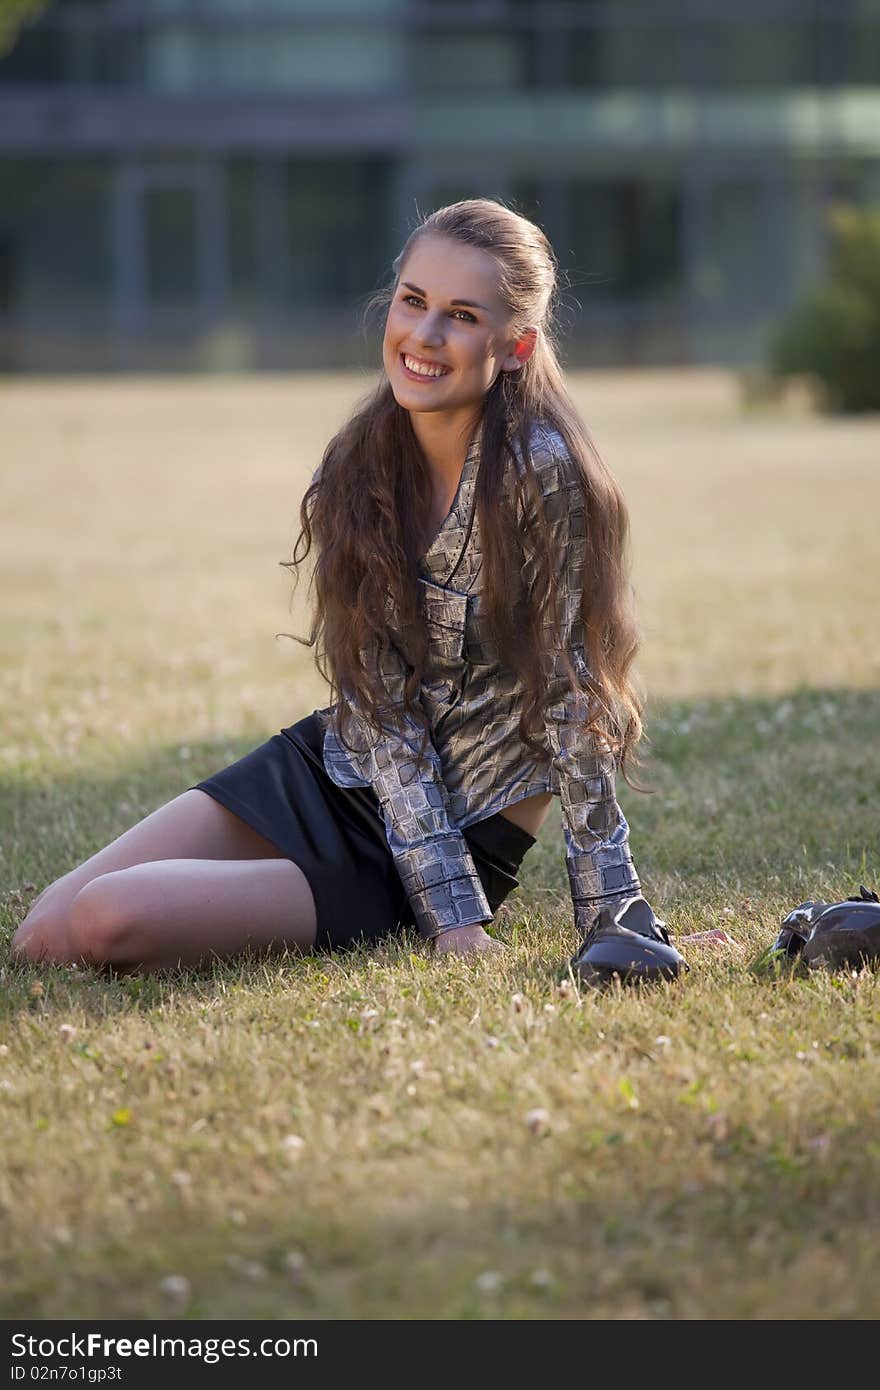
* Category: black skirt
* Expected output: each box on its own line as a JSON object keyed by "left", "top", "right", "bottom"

{"left": 188, "top": 712, "right": 536, "bottom": 951}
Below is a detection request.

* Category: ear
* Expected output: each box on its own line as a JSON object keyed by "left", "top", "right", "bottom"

{"left": 500, "top": 327, "right": 537, "bottom": 373}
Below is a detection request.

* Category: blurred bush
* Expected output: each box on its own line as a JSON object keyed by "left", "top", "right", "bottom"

{"left": 0, "top": 1, "right": 51, "bottom": 59}
{"left": 769, "top": 204, "right": 880, "bottom": 414}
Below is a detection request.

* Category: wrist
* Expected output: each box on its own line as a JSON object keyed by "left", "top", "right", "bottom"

{"left": 395, "top": 841, "right": 493, "bottom": 940}
{"left": 429, "top": 922, "right": 500, "bottom": 956}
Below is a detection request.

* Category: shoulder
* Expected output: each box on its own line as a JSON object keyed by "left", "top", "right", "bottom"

{"left": 509, "top": 418, "right": 585, "bottom": 528}
{"left": 511, "top": 418, "right": 580, "bottom": 495}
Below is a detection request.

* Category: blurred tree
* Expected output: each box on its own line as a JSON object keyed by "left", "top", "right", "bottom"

{"left": 0, "top": 0, "right": 51, "bottom": 59}
{"left": 770, "top": 205, "right": 880, "bottom": 413}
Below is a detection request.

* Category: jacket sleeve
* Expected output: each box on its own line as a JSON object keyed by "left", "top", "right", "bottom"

{"left": 310, "top": 460, "right": 491, "bottom": 940}
{"left": 320, "top": 635, "right": 493, "bottom": 941}
{"left": 526, "top": 432, "right": 643, "bottom": 937}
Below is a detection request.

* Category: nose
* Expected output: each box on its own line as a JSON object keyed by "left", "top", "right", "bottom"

{"left": 412, "top": 311, "right": 445, "bottom": 349}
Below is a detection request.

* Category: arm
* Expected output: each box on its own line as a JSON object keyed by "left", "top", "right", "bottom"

{"left": 526, "top": 434, "right": 642, "bottom": 938}
{"left": 322, "top": 636, "right": 493, "bottom": 942}
{"left": 309, "top": 458, "right": 492, "bottom": 944}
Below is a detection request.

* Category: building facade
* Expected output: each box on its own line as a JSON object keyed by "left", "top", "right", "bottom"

{"left": 1, "top": 0, "right": 878, "bottom": 371}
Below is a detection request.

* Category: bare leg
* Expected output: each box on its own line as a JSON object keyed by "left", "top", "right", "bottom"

{"left": 11, "top": 789, "right": 316, "bottom": 967}
{"left": 64, "top": 856, "right": 316, "bottom": 973}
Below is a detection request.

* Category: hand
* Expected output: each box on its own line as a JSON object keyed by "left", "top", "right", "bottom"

{"left": 429, "top": 924, "right": 505, "bottom": 957}
{"left": 678, "top": 928, "right": 737, "bottom": 948}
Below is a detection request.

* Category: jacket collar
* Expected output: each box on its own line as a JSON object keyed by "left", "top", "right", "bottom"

{"left": 419, "top": 425, "right": 482, "bottom": 587}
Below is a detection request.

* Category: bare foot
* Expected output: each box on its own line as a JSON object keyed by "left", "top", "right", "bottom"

{"left": 678, "top": 928, "right": 737, "bottom": 948}
{"left": 430, "top": 924, "right": 505, "bottom": 958}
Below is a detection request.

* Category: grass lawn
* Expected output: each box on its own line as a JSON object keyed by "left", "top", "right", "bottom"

{"left": 1, "top": 369, "right": 878, "bottom": 1319}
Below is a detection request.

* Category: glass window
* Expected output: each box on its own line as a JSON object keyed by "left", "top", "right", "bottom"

{"left": 569, "top": 179, "right": 683, "bottom": 300}
{"left": 0, "top": 226, "right": 18, "bottom": 313}
{"left": 226, "top": 159, "right": 259, "bottom": 311}
{"left": 702, "top": 181, "right": 767, "bottom": 304}
{"left": 693, "top": 22, "right": 822, "bottom": 89}
{"left": 506, "top": 0, "right": 602, "bottom": 8}
{"left": 570, "top": 25, "right": 686, "bottom": 90}
{"left": 565, "top": 18, "right": 844, "bottom": 92}
{"left": 143, "top": 184, "right": 199, "bottom": 306}
{"left": 412, "top": 31, "right": 529, "bottom": 89}
{"left": 509, "top": 179, "right": 543, "bottom": 227}
{"left": 847, "top": 19, "right": 880, "bottom": 83}
{"left": 420, "top": 179, "right": 509, "bottom": 214}
{"left": 225, "top": 156, "right": 393, "bottom": 315}
{"left": 508, "top": 177, "right": 568, "bottom": 272}
{"left": 0, "top": 26, "right": 65, "bottom": 83}
{"left": 0, "top": 158, "right": 112, "bottom": 316}
{"left": 141, "top": 1, "right": 402, "bottom": 11}
{"left": 284, "top": 159, "right": 391, "bottom": 306}
{"left": 143, "top": 23, "right": 401, "bottom": 92}
{"left": 1, "top": 12, "right": 406, "bottom": 91}
{"left": 0, "top": 23, "right": 144, "bottom": 86}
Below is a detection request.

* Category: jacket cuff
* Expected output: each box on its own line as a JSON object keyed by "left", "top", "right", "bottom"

{"left": 566, "top": 845, "right": 642, "bottom": 937}
{"left": 394, "top": 835, "right": 493, "bottom": 940}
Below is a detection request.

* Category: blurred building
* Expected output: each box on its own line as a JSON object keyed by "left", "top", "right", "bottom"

{"left": 0, "top": 0, "right": 878, "bottom": 372}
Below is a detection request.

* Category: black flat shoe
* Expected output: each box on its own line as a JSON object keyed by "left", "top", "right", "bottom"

{"left": 802, "top": 885, "right": 880, "bottom": 971}
{"left": 768, "top": 899, "right": 831, "bottom": 960}
{"left": 570, "top": 895, "right": 689, "bottom": 987}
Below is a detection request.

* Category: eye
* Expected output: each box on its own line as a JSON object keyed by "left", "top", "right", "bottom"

{"left": 400, "top": 294, "right": 476, "bottom": 323}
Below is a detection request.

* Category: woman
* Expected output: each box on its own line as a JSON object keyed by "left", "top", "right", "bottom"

{"left": 12, "top": 198, "right": 678, "bottom": 978}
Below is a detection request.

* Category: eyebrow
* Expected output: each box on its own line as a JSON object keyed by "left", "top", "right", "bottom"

{"left": 401, "top": 282, "right": 489, "bottom": 312}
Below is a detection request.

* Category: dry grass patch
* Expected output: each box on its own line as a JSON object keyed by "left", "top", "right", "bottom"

{"left": 2, "top": 371, "right": 878, "bottom": 1318}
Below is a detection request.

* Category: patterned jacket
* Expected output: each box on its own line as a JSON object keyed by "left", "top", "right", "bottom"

{"left": 313, "top": 417, "right": 642, "bottom": 940}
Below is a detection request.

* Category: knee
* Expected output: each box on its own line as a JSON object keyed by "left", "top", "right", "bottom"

{"left": 67, "top": 874, "right": 142, "bottom": 966}
{"left": 10, "top": 901, "right": 73, "bottom": 965}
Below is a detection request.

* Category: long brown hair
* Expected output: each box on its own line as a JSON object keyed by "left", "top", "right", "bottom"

{"left": 282, "top": 198, "right": 648, "bottom": 789}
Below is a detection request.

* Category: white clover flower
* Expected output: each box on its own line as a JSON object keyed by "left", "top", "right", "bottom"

{"left": 282, "top": 1250, "right": 309, "bottom": 1278}
{"left": 475, "top": 1270, "right": 504, "bottom": 1294}
{"left": 524, "top": 1108, "right": 550, "bottom": 1136}
{"left": 159, "top": 1274, "right": 191, "bottom": 1305}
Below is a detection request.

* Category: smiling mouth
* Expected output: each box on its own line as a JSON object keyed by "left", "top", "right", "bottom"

{"left": 399, "top": 352, "right": 452, "bottom": 380}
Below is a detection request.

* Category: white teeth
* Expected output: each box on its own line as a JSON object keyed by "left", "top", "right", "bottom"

{"left": 403, "top": 354, "right": 449, "bottom": 378}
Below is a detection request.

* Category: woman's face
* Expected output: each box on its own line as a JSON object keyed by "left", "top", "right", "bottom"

{"left": 382, "top": 232, "right": 532, "bottom": 419}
